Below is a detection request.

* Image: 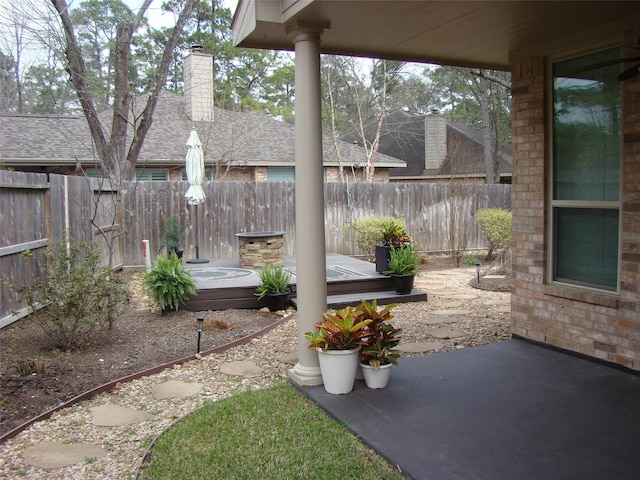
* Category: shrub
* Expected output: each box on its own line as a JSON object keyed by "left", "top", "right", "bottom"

{"left": 475, "top": 208, "right": 512, "bottom": 260}
{"left": 8, "top": 241, "right": 130, "bottom": 351}
{"left": 144, "top": 253, "right": 197, "bottom": 312}
{"left": 344, "top": 217, "right": 407, "bottom": 260}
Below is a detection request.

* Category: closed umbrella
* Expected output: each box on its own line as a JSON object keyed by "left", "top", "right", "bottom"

{"left": 185, "top": 130, "right": 209, "bottom": 263}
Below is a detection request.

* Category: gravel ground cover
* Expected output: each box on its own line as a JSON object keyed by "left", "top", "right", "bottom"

{"left": 0, "top": 261, "right": 511, "bottom": 479}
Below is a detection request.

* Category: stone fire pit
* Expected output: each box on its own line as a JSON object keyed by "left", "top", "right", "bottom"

{"left": 235, "top": 231, "right": 285, "bottom": 269}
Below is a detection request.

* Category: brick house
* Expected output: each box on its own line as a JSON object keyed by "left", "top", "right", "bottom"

{"left": 344, "top": 108, "right": 513, "bottom": 183}
{"left": 232, "top": 0, "right": 640, "bottom": 382}
{"left": 0, "top": 49, "right": 404, "bottom": 182}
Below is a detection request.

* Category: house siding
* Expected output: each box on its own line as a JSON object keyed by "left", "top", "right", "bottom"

{"left": 511, "top": 52, "right": 640, "bottom": 371}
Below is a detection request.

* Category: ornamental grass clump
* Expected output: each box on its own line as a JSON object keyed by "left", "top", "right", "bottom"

{"left": 255, "top": 264, "right": 291, "bottom": 299}
{"left": 143, "top": 252, "right": 197, "bottom": 312}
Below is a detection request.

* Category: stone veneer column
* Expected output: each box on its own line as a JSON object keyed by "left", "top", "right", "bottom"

{"left": 287, "top": 22, "right": 328, "bottom": 386}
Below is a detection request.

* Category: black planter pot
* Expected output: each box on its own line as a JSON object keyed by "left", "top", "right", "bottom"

{"left": 167, "top": 247, "right": 184, "bottom": 259}
{"left": 265, "top": 291, "right": 291, "bottom": 311}
{"left": 391, "top": 274, "right": 415, "bottom": 295}
{"left": 375, "top": 245, "right": 392, "bottom": 273}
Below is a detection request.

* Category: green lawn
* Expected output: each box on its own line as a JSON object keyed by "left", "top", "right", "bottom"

{"left": 139, "top": 381, "right": 406, "bottom": 479}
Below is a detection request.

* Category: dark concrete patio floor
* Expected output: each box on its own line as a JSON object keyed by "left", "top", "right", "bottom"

{"left": 300, "top": 338, "right": 640, "bottom": 480}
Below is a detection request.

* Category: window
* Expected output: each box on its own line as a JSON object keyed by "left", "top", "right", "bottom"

{"left": 267, "top": 167, "right": 295, "bottom": 182}
{"left": 136, "top": 169, "right": 168, "bottom": 181}
{"left": 85, "top": 168, "right": 169, "bottom": 181}
{"left": 181, "top": 169, "right": 213, "bottom": 181}
{"left": 551, "top": 48, "right": 621, "bottom": 291}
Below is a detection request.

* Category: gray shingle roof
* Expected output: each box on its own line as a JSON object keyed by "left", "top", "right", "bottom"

{"left": 343, "top": 109, "right": 511, "bottom": 179}
{"left": 1, "top": 92, "right": 405, "bottom": 169}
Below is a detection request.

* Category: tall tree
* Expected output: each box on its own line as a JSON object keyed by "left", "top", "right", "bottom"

{"left": 427, "top": 66, "right": 511, "bottom": 183}
{"left": 322, "top": 57, "right": 414, "bottom": 182}
{"left": 52, "top": 0, "right": 197, "bottom": 181}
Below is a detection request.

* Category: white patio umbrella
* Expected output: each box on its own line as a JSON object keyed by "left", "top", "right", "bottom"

{"left": 185, "top": 129, "right": 209, "bottom": 263}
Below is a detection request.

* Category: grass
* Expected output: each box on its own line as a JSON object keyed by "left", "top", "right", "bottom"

{"left": 139, "top": 381, "right": 406, "bottom": 479}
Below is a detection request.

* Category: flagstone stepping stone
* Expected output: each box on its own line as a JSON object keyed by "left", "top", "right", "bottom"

{"left": 23, "top": 442, "right": 107, "bottom": 468}
{"left": 151, "top": 380, "right": 204, "bottom": 400}
{"left": 436, "top": 300, "right": 463, "bottom": 309}
{"left": 90, "top": 404, "right": 153, "bottom": 426}
{"left": 446, "top": 294, "right": 478, "bottom": 300}
{"left": 484, "top": 298, "right": 511, "bottom": 305}
{"left": 430, "top": 309, "right": 473, "bottom": 316}
{"left": 397, "top": 342, "right": 445, "bottom": 353}
{"left": 417, "top": 316, "right": 458, "bottom": 325}
{"left": 429, "top": 289, "right": 459, "bottom": 296}
{"left": 416, "top": 279, "right": 447, "bottom": 285}
{"left": 219, "top": 360, "right": 264, "bottom": 378}
{"left": 278, "top": 353, "right": 298, "bottom": 365}
{"left": 429, "top": 327, "right": 465, "bottom": 339}
{"left": 419, "top": 285, "right": 447, "bottom": 291}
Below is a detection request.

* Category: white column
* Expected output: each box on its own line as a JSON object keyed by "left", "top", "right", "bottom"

{"left": 288, "top": 25, "right": 327, "bottom": 386}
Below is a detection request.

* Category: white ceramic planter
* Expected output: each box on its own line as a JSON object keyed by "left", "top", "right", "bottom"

{"left": 361, "top": 362, "right": 392, "bottom": 389}
{"left": 316, "top": 348, "right": 360, "bottom": 394}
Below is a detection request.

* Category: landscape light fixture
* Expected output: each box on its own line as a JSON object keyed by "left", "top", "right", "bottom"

{"left": 476, "top": 262, "right": 481, "bottom": 284}
{"left": 196, "top": 317, "right": 204, "bottom": 354}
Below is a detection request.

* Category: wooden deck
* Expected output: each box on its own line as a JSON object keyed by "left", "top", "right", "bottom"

{"left": 182, "top": 253, "right": 427, "bottom": 311}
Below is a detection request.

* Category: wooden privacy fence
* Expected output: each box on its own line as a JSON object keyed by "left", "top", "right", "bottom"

{"left": 1, "top": 171, "right": 510, "bottom": 325}
{"left": 0, "top": 171, "right": 123, "bottom": 326}
{"left": 122, "top": 181, "right": 511, "bottom": 265}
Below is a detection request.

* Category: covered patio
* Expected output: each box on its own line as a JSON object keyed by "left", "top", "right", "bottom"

{"left": 303, "top": 338, "right": 640, "bottom": 479}
{"left": 231, "top": 2, "right": 640, "bottom": 476}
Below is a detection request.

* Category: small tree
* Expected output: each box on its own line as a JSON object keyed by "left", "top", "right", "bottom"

{"left": 475, "top": 208, "right": 512, "bottom": 260}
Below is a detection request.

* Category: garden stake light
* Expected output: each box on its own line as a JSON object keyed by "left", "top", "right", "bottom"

{"left": 197, "top": 317, "right": 204, "bottom": 353}
{"left": 476, "top": 262, "right": 481, "bottom": 284}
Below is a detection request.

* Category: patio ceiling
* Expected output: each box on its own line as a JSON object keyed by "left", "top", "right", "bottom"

{"left": 233, "top": 0, "right": 640, "bottom": 70}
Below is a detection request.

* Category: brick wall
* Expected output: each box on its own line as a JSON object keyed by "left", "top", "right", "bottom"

{"left": 511, "top": 53, "right": 640, "bottom": 370}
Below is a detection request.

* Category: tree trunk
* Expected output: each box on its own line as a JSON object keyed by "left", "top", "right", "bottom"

{"left": 479, "top": 73, "right": 497, "bottom": 184}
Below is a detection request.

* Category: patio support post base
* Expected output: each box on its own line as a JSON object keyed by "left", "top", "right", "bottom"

{"left": 289, "top": 363, "right": 323, "bottom": 387}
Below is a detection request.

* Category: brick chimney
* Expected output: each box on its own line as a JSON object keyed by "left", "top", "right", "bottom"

{"left": 424, "top": 109, "right": 447, "bottom": 170}
{"left": 184, "top": 45, "right": 214, "bottom": 121}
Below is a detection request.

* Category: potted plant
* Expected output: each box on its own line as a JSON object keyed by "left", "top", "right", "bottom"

{"left": 304, "top": 306, "right": 372, "bottom": 394}
{"left": 143, "top": 252, "right": 197, "bottom": 313}
{"left": 357, "top": 300, "right": 402, "bottom": 389}
{"left": 255, "top": 264, "right": 291, "bottom": 311}
{"left": 384, "top": 245, "right": 419, "bottom": 294}
{"left": 375, "top": 219, "right": 412, "bottom": 273}
{"left": 162, "top": 216, "right": 186, "bottom": 258}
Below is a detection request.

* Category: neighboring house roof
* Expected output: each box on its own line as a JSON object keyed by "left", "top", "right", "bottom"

{"left": 0, "top": 92, "right": 405, "bottom": 171}
{"left": 343, "top": 109, "right": 511, "bottom": 180}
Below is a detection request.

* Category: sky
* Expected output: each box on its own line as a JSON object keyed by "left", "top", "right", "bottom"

{"left": 126, "top": 0, "right": 238, "bottom": 28}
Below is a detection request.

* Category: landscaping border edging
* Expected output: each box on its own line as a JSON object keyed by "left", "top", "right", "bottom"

{"left": 0, "top": 313, "right": 294, "bottom": 444}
